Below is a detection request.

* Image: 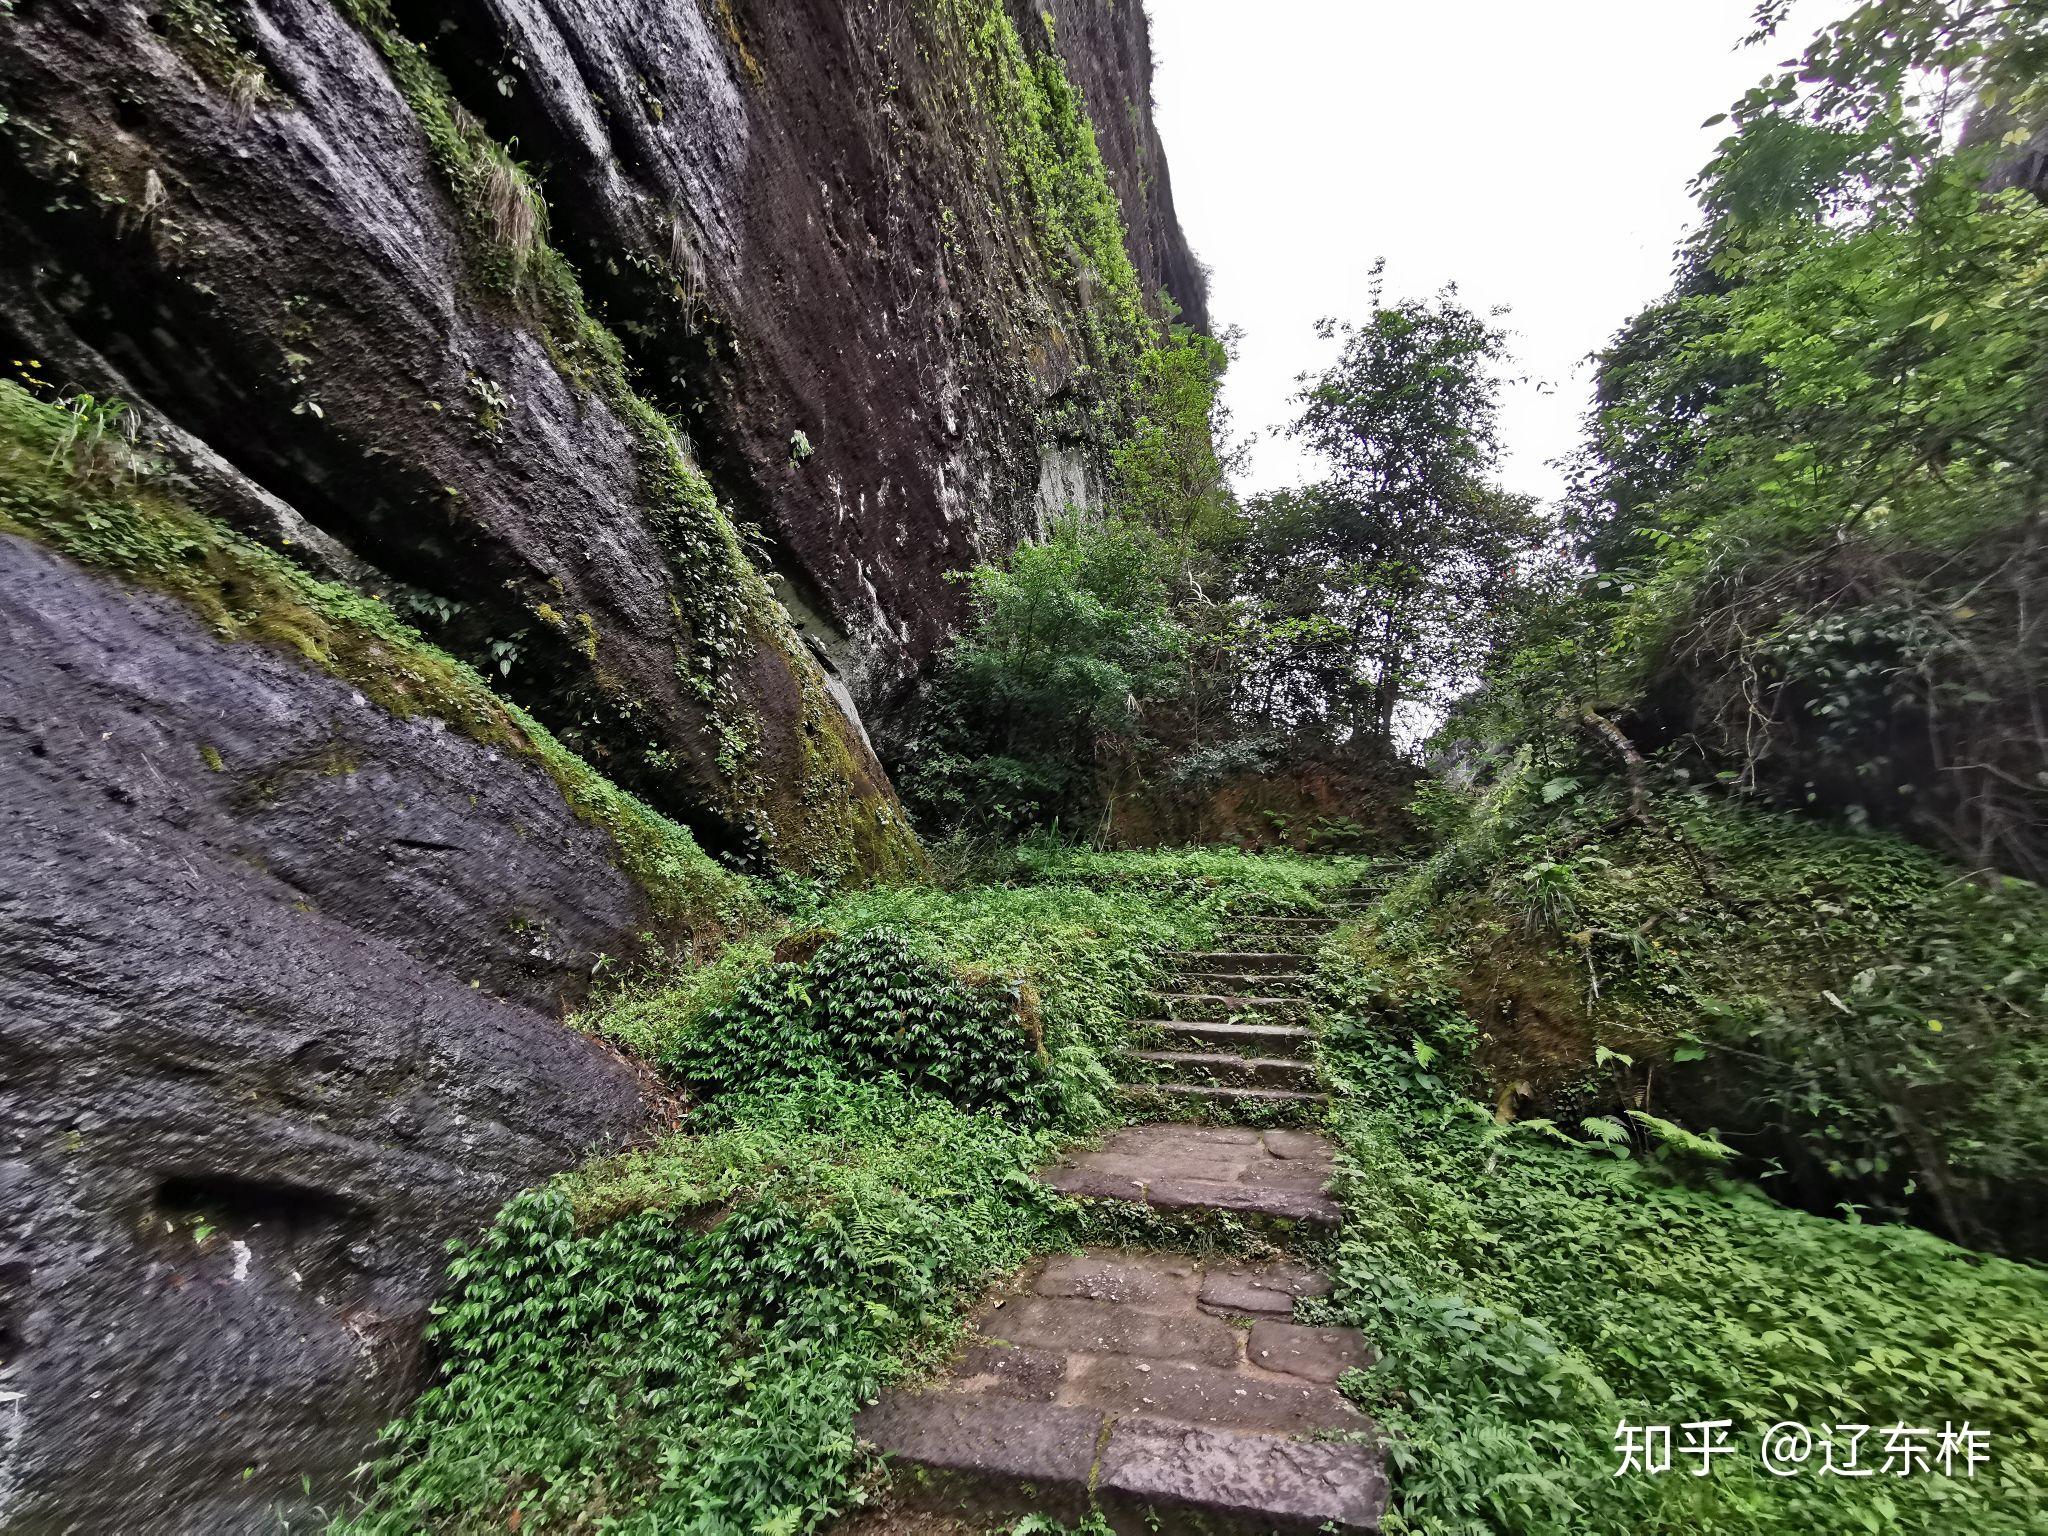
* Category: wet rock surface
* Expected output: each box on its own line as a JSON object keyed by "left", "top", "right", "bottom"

{"left": 0, "top": 0, "right": 910, "bottom": 868}
{"left": 0, "top": 537, "right": 659, "bottom": 1531}
{"left": 0, "top": 0, "right": 1203, "bottom": 752}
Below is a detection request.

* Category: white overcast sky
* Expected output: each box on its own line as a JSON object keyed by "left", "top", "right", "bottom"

{"left": 1148, "top": 0, "right": 1848, "bottom": 506}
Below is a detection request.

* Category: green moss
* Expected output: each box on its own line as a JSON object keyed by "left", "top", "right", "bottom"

{"left": 761, "top": 607, "right": 927, "bottom": 883}
{"left": 930, "top": 0, "right": 1156, "bottom": 435}
{"left": 0, "top": 381, "right": 760, "bottom": 945}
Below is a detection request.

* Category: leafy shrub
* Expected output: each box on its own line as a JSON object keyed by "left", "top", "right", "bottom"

{"left": 905, "top": 512, "right": 1188, "bottom": 830}
{"left": 667, "top": 929, "right": 1055, "bottom": 1123}
{"left": 1162, "top": 734, "right": 1283, "bottom": 789}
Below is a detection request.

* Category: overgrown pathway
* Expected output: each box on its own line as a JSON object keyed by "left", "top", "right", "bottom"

{"left": 857, "top": 901, "right": 1389, "bottom": 1533}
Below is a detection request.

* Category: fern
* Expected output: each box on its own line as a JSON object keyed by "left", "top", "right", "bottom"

{"left": 1626, "top": 1109, "right": 1735, "bottom": 1162}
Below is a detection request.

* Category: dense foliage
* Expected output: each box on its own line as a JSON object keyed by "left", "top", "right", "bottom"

{"left": 907, "top": 512, "right": 1188, "bottom": 828}
{"left": 342, "top": 1082, "right": 1070, "bottom": 1536}
{"left": 1299, "top": 9, "right": 2048, "bottom": 1524}
{"left": 907, "top": 288, "right": 1532, "bottom": 832}
{"left": 1472, "top": 0, "right": 2048, "bottom": 878}
{"left": 1316, "top": 952, "right": 2048, "bottom": 1535}
{"left": 348, "top": 847, "right": 1374, "bottom": 1532}
{"left": 1401, "top": 0, "right": 2048, "bottom": 1268}
{"left": 666, "top": 929, "right": 1057, "bottom": 1121}
{"left": 1363, "top": 756, "right": 2048, "bottom": 1252}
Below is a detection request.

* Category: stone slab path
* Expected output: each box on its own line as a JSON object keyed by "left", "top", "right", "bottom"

{"left": 1040, "top": 1124, "right": 1342, "bottom": 1228}
{"left": 856, "top": 905, "right": 1389, "bottom": 1534}
{"left": 857, "top": 1244, "right": 1385, "bottom": 1533}
{"left": 1121, "top": 930, "right": 1335, "bottom": 1118}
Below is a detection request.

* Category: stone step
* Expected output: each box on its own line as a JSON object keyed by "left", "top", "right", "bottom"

{"left": 1175, "top": 969, "right": 1311, "bottom": 996}
{"left": 856, "top": 1247, "right": 1386, "bottom": 1532}
{"left": 1225, "top": 945, "right": 1322, "bottom": 963}
{"left": 1094, "top": 1413, "right": 1385, "bottom": 1532}
{"left": 856, "top": 1394, "right": 1385, "bottom": 1533}
{"left": 1217, "top": 941, "right": 1321, "bottom": 961}
{"left": 1038, "top": 1123, "right": 1339, "bottom": 1226}
{"left": 1130, "top": 1050, "right": 1319, "bottom": 1093}
{"left": 1179, "top": 951, "right": 1308, "bottom": 974}
{"left": 1150, "top": 992, "right": 1309, "bottom": 1023}
{"left": 1137, "top": 1020, "right": 1315, "bottom": 1059}
{"left": 1130, "top": 1081, "right": 1335, "bottom": 1130}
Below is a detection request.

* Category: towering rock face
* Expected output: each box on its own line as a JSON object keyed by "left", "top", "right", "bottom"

{"left": 0, "top": 0, "right": 926, "bottom": 877}
{"left": 0, "top": 0, "right": 1203, "bottom": 772}
{"left": 1027, "top": 0, "right": 1210, "bottom": 336}
{"left": 0, "top": 0, "right": 1202, "bottom": 1526}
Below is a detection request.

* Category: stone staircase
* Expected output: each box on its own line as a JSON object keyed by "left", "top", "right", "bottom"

{"left": 855, "top": 895, "right": 1387, "bottom": 1533}
{"left": 1121, "top": 905, "right": 1352, "bottom": 1119}
{"left": 853, "top": 1238, "right": 1386, "bottom": 1533}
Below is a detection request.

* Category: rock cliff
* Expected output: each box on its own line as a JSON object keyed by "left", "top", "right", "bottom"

{"left": 0, "top": 0, "right": 1203, "bottom": 1526}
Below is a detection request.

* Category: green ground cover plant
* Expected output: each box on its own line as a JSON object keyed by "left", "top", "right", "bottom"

{"left": 1314, "top": 922, "right": 2048, "bottom": 1536}
{"left": 342, "top": 846, "right": 1363, "bottom": 1533}
{"left": 1366, "top": 759, "right": 2048, "bottom": 1252}
{"left": 340, "top": 1081, "right": 1071, "bottom": 1536}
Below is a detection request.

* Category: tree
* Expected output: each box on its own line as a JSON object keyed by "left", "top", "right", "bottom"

{"left": 1473, "top": 0, "right": 2048, "bottom": 877}
{"left": 1110, "top": 322, "right": 1243, "bottom": 548}
{"left": 1236, "top": 285, "right": 1540, "bottom": 744}
{"left": 905, "top": 512, "right": 1185, "bottom": 828}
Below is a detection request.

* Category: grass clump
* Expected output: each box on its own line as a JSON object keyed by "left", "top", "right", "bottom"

{"left": 1312, "top": 964, "right": 2048, "bottom": 1535}
{"left": 594, "top": 841, "right": 1376, "bottom": 1050}
{"left": 1012, "top": 840, "right": 1383, "bottom": 911}
{"left": 0, "top": 380, "right": 758, "bottom": 944}
{"left": 584, "top": 842, "right": 1358, "bottom": 1115}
